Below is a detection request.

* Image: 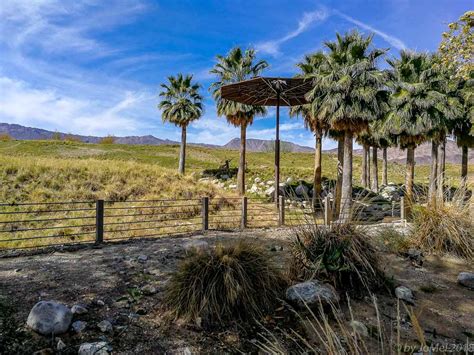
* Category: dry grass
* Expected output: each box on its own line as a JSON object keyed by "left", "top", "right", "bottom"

{"left": 374, "top": 226, "right": 411, "bottom": 254}
{"left": 289, "top": 223, "right": 387, "bottom": 296}
{"left": 410, "top": 192, "right": 474, "bottom": 260}
{"left": 164, "top": 240, "right": 285, "bottom": 325}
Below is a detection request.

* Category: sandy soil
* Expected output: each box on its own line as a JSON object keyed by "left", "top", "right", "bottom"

{"left": 0, "top": 229, "right": 473, "bottom": 353}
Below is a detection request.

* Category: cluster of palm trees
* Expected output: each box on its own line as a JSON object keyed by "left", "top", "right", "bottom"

{"left": 158, "top": 30, "right": 472, "bottom": 222}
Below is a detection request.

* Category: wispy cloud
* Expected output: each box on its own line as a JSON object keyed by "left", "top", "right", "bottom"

{"left": 255, "top": 8, "right": 329, "bottom": 56}
{"left": 335, "top": 11, "right": 407, "bottom": 50}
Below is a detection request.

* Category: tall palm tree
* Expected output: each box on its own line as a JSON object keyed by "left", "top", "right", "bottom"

{"left": 291, "top": 52, "right": 329, "bottom": 206}
{"left": 158, "top": 74, "right": 203, "bottom": 175}
{"left": 210, "top": 47, "right": 268, "bottom": 195}
{"left": 306, "top": 31, "right": 388, "bottom": 222}
{"left": 384, "top": 52, "right": 446, "bottom": 214}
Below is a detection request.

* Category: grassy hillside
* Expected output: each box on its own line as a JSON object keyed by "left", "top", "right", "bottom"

{"left": 0, "top": 140, "right": 468, "bottom": 202}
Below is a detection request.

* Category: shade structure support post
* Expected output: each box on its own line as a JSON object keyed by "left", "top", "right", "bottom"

{"left": 274, "top": 92, "right": 280, "bottom": 208}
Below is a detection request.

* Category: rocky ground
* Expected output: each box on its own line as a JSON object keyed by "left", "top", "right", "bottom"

{"left": 1, "top": 229, "right": 473, "bottom": 354}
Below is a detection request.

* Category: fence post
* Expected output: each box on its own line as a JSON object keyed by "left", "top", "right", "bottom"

{"left": 95, "top": 199, "right": 104, "bottom": 244}
{"left": 202, "top": 197, "right": 209, "bottom": 231}
{"left": 400, "top": 197, "right": 405, "bottom": 221}
{"left": 241, "top": 196, "right": 247, "bottom": 229}
{"left": 324, "top": 196, "right": 332, "bottom": 226}
{"left": 278, "top": 196, "right": 285, "bottom": 226}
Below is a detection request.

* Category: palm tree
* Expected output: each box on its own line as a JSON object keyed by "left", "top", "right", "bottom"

{"left": 291, "top": 52, "right": 329, "bottom": 206}
{"left": 210, "top": 47, "right": 268, "bottom": 195}
{"left": 158, "top": 74, "right": 203, "bottom": 175}
{"left": 306, "top": 31, "right": 388, "bottom": 222}
{"left": 384, "top": 52, "right": 447, "bottom": 214}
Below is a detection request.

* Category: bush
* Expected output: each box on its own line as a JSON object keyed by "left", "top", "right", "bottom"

{"left": 164, "top": 240, "right": 285, "bottom": 325}
{"left": 0, "top": 133, "right": 12, "bottom": 142}
{"left": 100, "top": 135, "right": 116, "bottom": 144}
{"left": 289, "top": 223, "right": 387, "bottom": 296}
{"left": 374, "top": 226, "right": 411, "bottom": 254}
{"left": 410, "top": 201, "right": 474, "bottom": 260}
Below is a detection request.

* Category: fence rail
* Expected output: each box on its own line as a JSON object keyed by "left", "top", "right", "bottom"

{"left": 0, "top": 195, "right": 405, "bottom": 251}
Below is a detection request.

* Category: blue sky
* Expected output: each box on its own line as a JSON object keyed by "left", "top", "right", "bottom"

{"left": 0, "top": 0, "right": 470, "bottom": 149}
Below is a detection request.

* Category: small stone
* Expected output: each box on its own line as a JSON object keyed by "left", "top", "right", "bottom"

{"left": 395, "top": 286, "right": 415, "bottom": 304}
{"left": 183, "top": 240, "right": 209, "bottom": 253}
{"left": 71, "top": 320, "right": 87, "bottom": 333}
{"left": 350, "top": 320, "right": 369, "bottom": 337}
{"left": 78, "top": 341, "right": 111, "bottom": 355}
{"left": 228, "top": 184, "right": 237, "bottom": 189}
{"left": 26, "top": 301, "right": 73, "bottom": 335}
{"left": 33, "top": 348, "right": 53, "bottom": 355}
{"left": 141, "top": 284, "right": 157, "bottom": 295}
{"left": 286, "top": 281, "right": 339, "bottom": 307}
{"left": 457, "top": 272, "right": 474, "bottom": 289}
{"left": 97, "top": 320, "right": 113, "bottom": 333}
{"left": 254, "top": 177, "right": 262, "bottom": 183}
{"left": 270, "top": 245, "right": 283, "bottom": 252}
{"left": 56, "top": 339, "right": 66, "bottom": 351}
{"left": 14, "top": 268, "right": 22, "bottom": 272}
{"left": 71, "top": 305, "right": 88, "bottom": 315}
{"left": 96, "top": 300, "right": 105, "bottom": 307}
{"left": 137, "top": 255, "right": 148, "bottom": 263}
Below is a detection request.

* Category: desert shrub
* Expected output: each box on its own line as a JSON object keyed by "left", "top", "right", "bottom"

{"left": 100, "top": 135, "right": 116, "bottom": 144}
{"left": 374, "top": 226, "right": 411, "bottom": 254}
{"left": 410, "top": 201, "right": 474, "bottom": 260}
{"left": 289, "top": 223, "right": 387, "bottom": 296}
{"left": 165, "top": 240, "right": 285, "bottom": 325}
{"left": 0, "top": 133, "right": 12, "bottom": 142}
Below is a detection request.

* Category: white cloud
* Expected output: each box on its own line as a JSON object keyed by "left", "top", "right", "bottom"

{"left": 335, "top": 11, "right": 407, "bottom": 50}
{"left": 255, "top": 8, "right": 329, "bottom": 56}
{"left": 0, "top": 76, "right": 155, "bottom": 136}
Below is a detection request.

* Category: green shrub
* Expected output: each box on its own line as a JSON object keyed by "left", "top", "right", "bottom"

{"left": 100, "top": 135, "right": 116, "bottom": 144}
{"left": 410, "top": 201, "right": 474, "bottom": 260}
{"left": 0, "top": 133, "right": 12, "bottom": 142}
{"left": 289, "top": 223, "right": 387, "bottom": 296}
{"left": 165, "top": 240, "right": 285, "bottom": 325}
{"left": 374, "top": 226, "right": 411, "bottom": 254}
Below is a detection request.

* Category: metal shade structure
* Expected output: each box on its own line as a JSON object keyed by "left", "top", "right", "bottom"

{"left": 221, "top": 77, "right": 313, "bottom": 206}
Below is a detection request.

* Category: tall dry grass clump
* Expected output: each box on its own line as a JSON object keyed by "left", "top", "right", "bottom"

{"left": 410, "top": 191, "right": 474, "bottom": 259}
{"left": 164, "top": 240, "right": 285, "bottom": 325}
{"left": 289, "top": 223, "right": 387, "bottom": 296}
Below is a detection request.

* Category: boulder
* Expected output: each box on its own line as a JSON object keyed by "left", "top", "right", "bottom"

{"left": 78, "top": 342, "right": 111, "bottom": 355}
{"left": 295, "top": 184, "right": 309, "bottom": 197}
{"left": 395, "top": 286, "right": 414, "bottom": 304}
{"left": 183, "top": 240, "right": 209, "bottom": 253}
{"left": 141, "top": 284, "right": 157, "bottom": 295}
{"left": 27, "top": 301, "right": 72, "bottom": 335}
{"left": 137, "top": 255, "right": 148, "bottom": 263}
{"left": 286, "top": 281, "right": 339, "bottom": 307}
{"left": 220, "top": 174, "right": 229, "bottom": 180}
{"left": 457, "top": 272, "right": 474, "bottom": 289}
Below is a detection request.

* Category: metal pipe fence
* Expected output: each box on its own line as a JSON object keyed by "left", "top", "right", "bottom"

{"left": 0, "top": 195, "right": 406, "bottom": 251}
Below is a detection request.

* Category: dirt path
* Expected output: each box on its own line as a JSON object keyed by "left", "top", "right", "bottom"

{"left": 1, "top": 229, "right": 473, "bottom": 353}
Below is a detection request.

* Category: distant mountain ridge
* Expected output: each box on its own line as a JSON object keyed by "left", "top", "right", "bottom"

{"left": 1, "top": 123, "right": 471, "bottom": 164}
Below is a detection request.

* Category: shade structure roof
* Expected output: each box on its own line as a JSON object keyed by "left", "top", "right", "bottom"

{"left": 220, "top": 77, "right": 313, "bottom": 107}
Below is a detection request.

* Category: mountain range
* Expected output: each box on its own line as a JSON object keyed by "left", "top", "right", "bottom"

{"left": 1, "top": 123, "right": 471, "bottom": 164}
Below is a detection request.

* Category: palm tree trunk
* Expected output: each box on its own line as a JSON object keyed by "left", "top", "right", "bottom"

{"left": 367, "top": 147, "right": 371, "bottom": 189}
{"left": 237, "top": 123, "right": 247, "bottom": 196}
{"left": 382, "top": 147, "right": 388, "bottom": 186}
{"left": 334, "top": 136, "right": 344, "bottom": 219}
{"left": 436, "top": 138, "right": 446, "bottom": 203}
{"left": 461, "top": 145, "right": 468, "bottom": 187}
{"left": 340, "top": 131, "right": 353, "bottom": 223}
{"left": 428, "top": 140, "right": 438, "bottom": 206}
{"left": 405, "top": 146, "right": 415, "bottom": 218}
{"left": 313, "top": 129, "right": 322, "bottom": 207}
{"left": 361, "top": 144, "right": 368, "bottom": 188}
{"left": 178, "top": 126, "right": 186, "bottom": 175}
{"left": 371, "top": 146, "right": 379, "bottom": 192}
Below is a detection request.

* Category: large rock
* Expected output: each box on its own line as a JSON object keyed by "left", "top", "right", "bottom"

{"left": 457, "top": 272, "right": 474, "bottom": 289}
{"left": 395, "top": 286, "right": 414, "bottom": 304}
{"left": 295, "top": 184, "right": 309, "bottom": 197}
{"left": 26, "top": 301, "right": 72, "bottom": 335}
{"left": 286, "top": 281, "right": 339, "bottom": 307}
{"left": 78, "top": 342, "right": 111, "bottom": 355}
